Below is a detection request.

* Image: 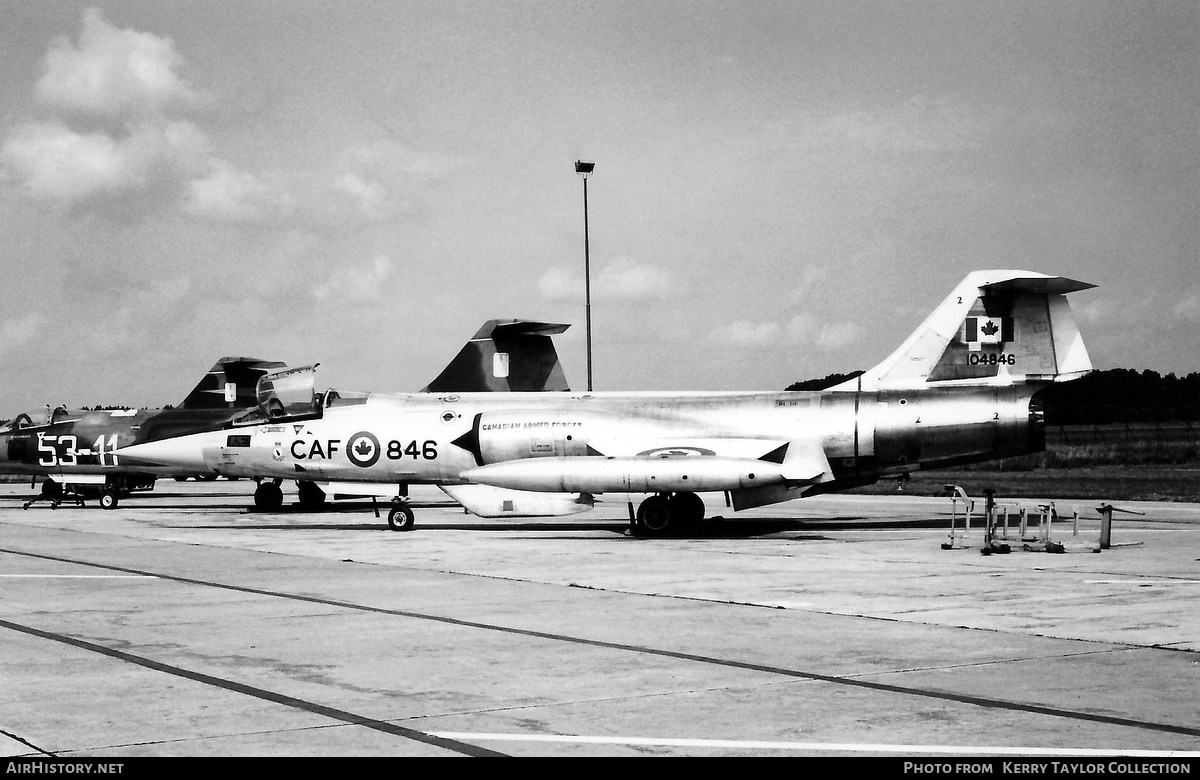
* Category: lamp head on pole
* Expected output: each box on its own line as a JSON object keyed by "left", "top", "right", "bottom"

{"left": 574, "top": 160, "right": 595, "bottom": 177}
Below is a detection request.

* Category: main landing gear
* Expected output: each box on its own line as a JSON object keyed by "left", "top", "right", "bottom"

{"left": 22, "top": 479, "right": 124, "bottom": 510}
{"left": 629, "top": 492, "right": 705, "bottom": 537}
{"left": 253, "top": 479, "right": 285, "bottom": 511}
{"left": 253, "top": 480, "right": 328, "bottom": 512}
{"left": 297, "top": 480, "right": 327, "bottom": 511}
{"left": 252, "top": 478, "right": 415, "bottom": 531}
{"left": 23, "top": 479, "right": 79, "bottom": 510}
{"left": 98, "top": 488, "right": 120, "bottom": 510}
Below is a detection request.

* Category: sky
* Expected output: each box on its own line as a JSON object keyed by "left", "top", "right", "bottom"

{"left": 1, "top": 0, "right": 1196, "bottom": 411}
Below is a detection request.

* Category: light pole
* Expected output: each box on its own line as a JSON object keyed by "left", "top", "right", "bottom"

{"left": 575, "top": 160, "right": 595, "bottom": 391}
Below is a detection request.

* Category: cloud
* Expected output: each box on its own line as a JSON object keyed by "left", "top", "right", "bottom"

{"left": 182, "top": 161, "right": 411, "bottom": 228}
{"left": 2, "top": 119, "right": 209, "bottom": 203}
{"left": 600, "top": 258, "right": 673, "bottom": 299}
{"left": 74, "top": 277, "right": 195, "bottom": 354}
{"left": 0, "top": 10, "right": 436, "bottom": 229}
{"left": 785, "top": 313, "right": 818, "bottom": 342}
{"left": 1172, "top": 291, "right": 1200, "bottom": 322}
{"left": 181, "top": 161, "right": 289, "bottom": 222}
{"left": 312, "top": 255, "right": 395, "bottom": 305}
{"left": 786, "top": 312, "right": 862, "bottom": 350}
{"left": 538, "top": 257, "right": 674, "bottom": 301}
{"left": 341, "top": 139, "right": 461, "bottom": 179}
{"left": 814, "top": 321, "right": 862, "bottom": 350}
{"left": 811, "top": 95, "right": 986, "bottom": 156}
{"left": 786, "top": 265, "right": 830, "bottom": 304}
{"left": 708, "top": 312, "right": 861, "bottom": 351}
{"left": 334, "top": 173, "right": 388, "bottom": 218}
{"left": 536, "top": 267, "right": 576, "bottom": 300}
{"left": 36, "top": 8, "right": 208, "bottom": 121}
{"left": 710, "top": 320, "right": 781, "bottom": 347}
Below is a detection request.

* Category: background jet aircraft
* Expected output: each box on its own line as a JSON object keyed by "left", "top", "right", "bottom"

{"left": 118, "top": 270, "right": 1094, "bottom": 534}
{"left": 0, "top": 357, "right": 285, "bottom": 508}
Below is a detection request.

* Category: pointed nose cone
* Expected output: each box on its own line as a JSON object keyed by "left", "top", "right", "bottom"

{"left": 116, "top": 437, "right": 208, "bottom": 470}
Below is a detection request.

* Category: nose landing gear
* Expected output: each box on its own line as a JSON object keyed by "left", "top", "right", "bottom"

{"left": 387, "top": 502, "right": 415, "bottom": 531}
{"left": 253, "top": 479, "right": 284, "bottom": 511}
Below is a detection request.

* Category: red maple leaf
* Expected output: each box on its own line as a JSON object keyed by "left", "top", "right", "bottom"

{"left": 981, "top": 320, "right": 999, "bottom": 336}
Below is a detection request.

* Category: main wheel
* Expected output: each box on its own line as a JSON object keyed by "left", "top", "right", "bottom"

{"left": 387, "top": 504, "right": 415, "bottom": 531}
{"left": 635, "top": 495, "right": 673, "bottom": 536}
{"left": 99, "top": 490, "right": 119, "bottom": 510}
{"left": 254, "top": 482, "right": 284, "bottom": 511}
{"left": 668, "top": 492, "right": 705, "bottom": 526}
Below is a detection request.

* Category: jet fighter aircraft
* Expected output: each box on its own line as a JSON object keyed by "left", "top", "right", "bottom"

{"left": 256, "top": 318, "right": 574, "bottom": 511}
{"left": 117, "top": 270, "right": 1095, "bottom": 535}
{"left": 2, "top": 319, "right": 570, "bottom": 512}
{"left": 0, "top": 357, "right": 285, "bottom": 509}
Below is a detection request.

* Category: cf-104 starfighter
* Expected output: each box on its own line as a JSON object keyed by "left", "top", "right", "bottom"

{"left": 117, "top": 270, "right": 1094, "bottom": 535}
{"left": 0, "top": 357, "right": 285, "bottom": 508}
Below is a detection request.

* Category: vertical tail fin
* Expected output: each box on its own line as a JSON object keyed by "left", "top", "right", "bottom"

{"left": 421, "top": 320, "right": 571, "bottom": 393}
{"left": 178, "top": 357, "right": 288, "bottom": 409}
{"left": 834, "top": 270, "right": 1095, "bottom": 391}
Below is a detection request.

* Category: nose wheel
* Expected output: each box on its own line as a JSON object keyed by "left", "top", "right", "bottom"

{"left": 387, "top": 503, "right": 415, "bottom": 531}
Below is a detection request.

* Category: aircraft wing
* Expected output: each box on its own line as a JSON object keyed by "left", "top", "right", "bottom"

{"left": 588, "top": 437, "right": 832, "bottom": 482}
{"left": 586, "top": 437, "right": 788, "bottom": 460}
{"left": 462, "top": 437, "right": 833, "bottom": 495}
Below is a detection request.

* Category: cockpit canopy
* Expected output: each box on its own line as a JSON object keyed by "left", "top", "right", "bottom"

{"left": 226, "top": 364, "right": 373, "bottom": 426}
{"left": 256, "top": 365, "right": 321, "bottom": 420}
{"left": 0, "top": 406, "right": 75, "bottom": 434}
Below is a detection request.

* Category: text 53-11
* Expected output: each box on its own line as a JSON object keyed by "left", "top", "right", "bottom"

{"left": 37, "top": 434, "right": 120, "bottom": 466}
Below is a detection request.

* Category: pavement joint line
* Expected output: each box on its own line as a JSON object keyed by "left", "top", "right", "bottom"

{"left": 429, "top": 732, "right": 1200, "bottom": 757}
{"left": 0, "top": 574, "right": 156, "bottom": 579}
{"left": 0, "top": 616, "right": 507, "bottom": 758}
{"left": 4, "top": 545, "right": 1200, "bottom": 740}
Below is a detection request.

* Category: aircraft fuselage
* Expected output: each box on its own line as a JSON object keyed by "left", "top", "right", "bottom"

{"left": 125, "top": 384, "right": 1044, "bottom": 499}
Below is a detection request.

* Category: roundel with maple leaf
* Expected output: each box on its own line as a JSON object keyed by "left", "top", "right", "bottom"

{"left": 347, "top": 431, "right": 381, "bottom": 468}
